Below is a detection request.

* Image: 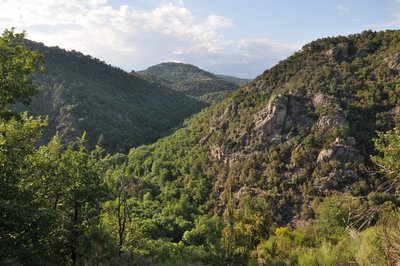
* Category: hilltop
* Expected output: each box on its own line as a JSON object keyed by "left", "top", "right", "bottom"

{"left": 135, "top": 62, "right": 240, "bottom": 103}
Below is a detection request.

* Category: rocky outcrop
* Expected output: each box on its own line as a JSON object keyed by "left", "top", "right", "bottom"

{"left": 387, "top": 53, "right": 400, "bottom": 70}
{"left": 317, "top": 137, "right": 363, "bottom": 164}
{"left": 211, "top": 145, "right": 226, "bottom": 161}
{"left": 312, "top": 93, "right": 348, "bottom": 134}
{"left": 324, "top": 43, "right": 350, "bottom": 60}
{"left": 313, "top": 94, "right": 364, "bottom": 166}
{"left": 312, "top": 93, "right": 340, "bottom": 110}
{"left": 315, "top": 115, "right": 348, "bottom": 129}
{"left": 254, "top": 94, "right": 312, "bottom": 142}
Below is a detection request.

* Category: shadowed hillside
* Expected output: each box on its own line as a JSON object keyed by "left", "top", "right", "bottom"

{"left": 20, "top": 42, "right": 207, "bottom": 152}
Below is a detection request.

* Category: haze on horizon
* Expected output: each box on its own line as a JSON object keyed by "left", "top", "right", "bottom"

{"left": 1, "top": 0, "right": 399, "bottom": 78}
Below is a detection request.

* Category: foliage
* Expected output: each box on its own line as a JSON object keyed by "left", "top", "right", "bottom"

{"left": 0, "top": 114, "right": 49, "bottom": 264}
{"left": 0, "top": 28, "right": 44, "bottom": 119}
{"left": 354, "top": 227, "right": 387, "bottom": 266}
{"left": 0, "top": 29, "right": 47, "bottom": 264}
{"left": 4, "top": 28, "right": 400, "bottom": 265}
{"left": 372, "top": 127, "right": 400, "bottom": 189}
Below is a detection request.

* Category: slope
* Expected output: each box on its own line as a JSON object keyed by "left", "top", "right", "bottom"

{"left": 135, "top": 62, "right": 239, "bottom": 103}
{"left": 120, "top": 29, "right": 400, "bottom": 246}
{"left": 21, "top": 41, "right": 207, "bottom": 152}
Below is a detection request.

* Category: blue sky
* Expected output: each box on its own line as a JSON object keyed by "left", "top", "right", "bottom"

{"left": 1, "top": 0, "right": 399, "bottom": 78}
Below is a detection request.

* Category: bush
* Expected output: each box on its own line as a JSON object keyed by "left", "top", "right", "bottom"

{"left": 298, "top": 250, "right": 318, "bottom": 266}
{"left": 354, "top": 227, "right": 387, "bottom": 266}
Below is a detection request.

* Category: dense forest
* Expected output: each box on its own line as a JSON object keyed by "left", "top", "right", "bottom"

{"left": 17, "top": 41, "right": 206, "bottom": 153}
{"left": 2, "top": 28, "right": 400, "bottom": 266}
{"left": 135, "top": 62, "right": 241, "bottom": 103}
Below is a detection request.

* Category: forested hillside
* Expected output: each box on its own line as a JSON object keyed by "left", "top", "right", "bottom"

{"left": 135, "top": 62, "right": 239, "bottom": 103}
{"left": 2, "top": 29, "right": 400, "bottom": 265}
{"left": 113, "top": 29, "right": 400, "bottom": 264}
{"left": 19, "top": 42, "right": 206, "bottom": 152}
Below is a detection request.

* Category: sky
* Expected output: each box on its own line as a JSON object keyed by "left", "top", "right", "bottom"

{"left": 1, "top": 0, "right": 400, "bottom": 78}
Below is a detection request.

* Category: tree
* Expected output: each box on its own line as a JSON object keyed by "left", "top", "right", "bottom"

{"left": 53, "top": 135, "right": 108, "bottom": 265}
{"left": 0, "top": 114, "right": 49, "bottom": 264}
{"left": 0, "top": 28, "right": 46, "bottom": 264}
{"left": 102, "top": 166, "right": 135, "bottom": 256}
{"left": 0, "top": 28, "right": 44, "bottom": 120}
{"left": 372, "top": 127, "right": 400, "bottom": 191}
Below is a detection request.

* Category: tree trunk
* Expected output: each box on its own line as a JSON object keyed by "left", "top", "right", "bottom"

{"left": 71, "top": 204, "right": 79, "bottom": 266}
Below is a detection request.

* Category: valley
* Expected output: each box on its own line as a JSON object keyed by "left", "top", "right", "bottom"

{"left": 1, "top": 28, "right": 400, "bottom": 265}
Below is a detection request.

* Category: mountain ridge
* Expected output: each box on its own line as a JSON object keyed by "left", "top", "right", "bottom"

{"left": 20, "top": 41, "right": 207, "bottom": 152}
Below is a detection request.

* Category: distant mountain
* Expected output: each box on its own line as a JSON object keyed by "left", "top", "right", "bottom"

{"left": 217, "top": 74, "right": 251, "bottom": 86}
{"left": 135, "top": 62, "right": 239, "bottom": 103}
{"left": 20, "top": 42, "right": 207, "bottom": 152}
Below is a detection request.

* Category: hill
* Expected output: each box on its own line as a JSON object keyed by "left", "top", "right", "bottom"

{"left": 4, "top": 29, "right": 400, "bottom": 265}
{"left": 114, "top": 30, "right": 400, "bottom": 263}
{"left": 20, "top": 42, "right": 207, "bottom": 152}
{"left": 135, "top": 62, "right": 239, "bottom": 102}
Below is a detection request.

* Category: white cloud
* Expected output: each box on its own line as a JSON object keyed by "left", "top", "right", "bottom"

{"left": 367, "top": 1, "right": 400, "bottom": 29}
{"left": 90, "top": 0, "right": 107, "bottom": 6}
{"left": 0, "top": 0, "right": 296, "bottom": 77}
{"left": 205, "top": 15, "right": 233, "bottom": 28}
{"left": 237, "top": 39, "right": 298, "bottom": 59}
{"left": 336, "top": 4, "right": 350, "bottom": 15}
{"left": 169, "top": 39, "right": 299, "bottom": 78}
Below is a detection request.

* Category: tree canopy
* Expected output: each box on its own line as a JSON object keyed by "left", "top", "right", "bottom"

{"left": 0, "top": 28, "right": 44, "bottom": 119}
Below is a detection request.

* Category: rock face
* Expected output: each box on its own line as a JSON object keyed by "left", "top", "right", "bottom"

{"left": 312, "top": 93, "right": 340, "bottom": 109}
{"left": 206, "top": 89, "right": 367, "bottom": 198}
{"left": 211, "top": 91, "right": 365, "bottom": 165}
{"left": 211, "top": 145, "right": 226, "bottom": 161}
{"left": 387, "top": 53, "right": 400, "bottom": 70}
{"left": 324, "top": 43, "right": 350, "bottom": 60}
{"left": 313, "top": 93, "right": 363, "bottom": 165}
{"left": 317, "top": 137, "right": 363, "bottom": 164}
{"left": 312, "top": 93, "right": 349, "bottom": 134}
{"left": 254, "top": 94, "right": 312, "bottom": 142}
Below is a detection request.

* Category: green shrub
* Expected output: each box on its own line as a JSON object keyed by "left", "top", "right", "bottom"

{"left": 298, "top": 250, "right": 318, "bottom": 266}
{"left": 354, "top": 228, "right": 387, "bottom": 266}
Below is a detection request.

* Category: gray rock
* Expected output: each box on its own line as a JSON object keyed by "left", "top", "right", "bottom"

{"left": 312, "top": 93, "right": 340, "bottom": 109}
{"left": 387, "top": 53, "right": 400, "bottom": 70}
{"left": 316, "top": 115, "right": 348, "bottom": 130}
{"left": 254, "top": 94, "right": 312, "bottom": 142}
{"left": 317, "top": 137, "right": 363, "bottom": 164}
{"left": 324, "top": 43, "right": 350, "bottom": 60}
